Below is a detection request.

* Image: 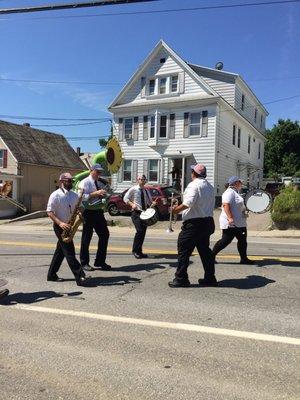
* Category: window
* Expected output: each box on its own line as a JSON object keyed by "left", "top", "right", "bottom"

{"left": 248, "top": 135, "right": 251, "bottom": 154}
{"left": 0, "top": 150, "right": 4, "bottom": 168}
{"left": 159, "top": 115, "right": 167, "bottom": 138}
{"left": 254, "top": 109, "right": 257, "bottom": 123}
{"left": 169, "top": 113, "right": 175, "bottom": 138}
{"left": 237, "top": 128, "right": 241, "bottom": 148}
{"left": 258, "top": 143, "right": 261, "bottom": 159}
{"left": 149, "top": 79, "right": 155, "bottom": 95}
{"left": 232, "top": 124, "right": 236, "bottom": 145}
{"left": 124, "top": 118, "right": 133, "bottom": 139}
{"left": 189, "top": 112, "right": 201, "bottom": 136}
{"left": 171, "top": 75, "right": 178, "bottom": 92}
{"left": 123, "top": 160, "right": 132, "bottom": 181}
{"left": 241, "top": 94, "right": 245, "bottom": 110}
{"left": 260, "top": 115, "right": 263, "bottom": 128}
{"left": 159, "top": 77, "right": 167, "bottom": 94}
{"left": 201, "top": 111, "right": 208, "bottom": 137}
{"left": 150, "top": 115, "right": 155, "bottom": 138}
{"left": 149, "top": 160, "right": 158, "bottom": 182}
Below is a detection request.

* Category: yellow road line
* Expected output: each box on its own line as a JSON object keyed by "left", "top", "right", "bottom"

{"left": 0, "top": 240, "right": 299, "bottom": 262}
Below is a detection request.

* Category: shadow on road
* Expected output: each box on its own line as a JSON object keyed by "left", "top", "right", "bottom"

{"left": 219, "top": 275, "right": 275, "bottom": 289}
{"left": 2, "top": 290, "right": 83, "bottom": 305}
{"left": 113, "top": 261, "right": 178, "bottom": 273}
{"left": 257, "top": 259, "right": 300, "bottom": 268}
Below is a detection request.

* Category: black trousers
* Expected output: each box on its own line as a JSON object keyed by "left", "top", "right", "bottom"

{"left": 80, "top": 209, "right": 110, "bottom": 266}
{"left": 212, "top": 227, "right": 248, "bottom": 260}
{"left": 176, "top": 217, "right": 215, "bottom": 281}
{"left": 131, "top": 210, "right": 147, "bottom": 254}
{"left": 48, "top": 224, "right": 83, "bottom": 281}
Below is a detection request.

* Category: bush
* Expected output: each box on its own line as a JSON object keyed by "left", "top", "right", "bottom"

{"left": 271, "top": 186, "right": 300, "bottom": 229}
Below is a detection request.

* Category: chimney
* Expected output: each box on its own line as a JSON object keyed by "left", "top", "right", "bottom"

{"left": 23, "top": 123, "right": 30, "bottom": 127}
{"left": 76, "top": 147, "right": 81, "bottom": 156}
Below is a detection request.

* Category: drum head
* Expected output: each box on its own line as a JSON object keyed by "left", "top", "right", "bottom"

{"left": 140, "top": 208, "right": 156, "bottom": 220}
{"left": 245, "top": 189, "right": 272, "bottom": 214}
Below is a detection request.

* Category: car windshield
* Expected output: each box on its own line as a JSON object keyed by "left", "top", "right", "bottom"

{"left": 161, "top": 187, "right": 181, "bottom": 197}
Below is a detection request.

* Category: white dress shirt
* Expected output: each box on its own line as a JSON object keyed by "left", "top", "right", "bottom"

{"left": 47, "top": 188, "right": 79, "bottom": 223}
{"left": 123, "top": 185, "right": 152, "bottom": 211}
{"left": 181, "top": 178, "right": 215, "bottom": 221}
{"left": 219, "top": 187, "right": 247, "bottom": 229}
{"left": 78, "top": 175, "right": 106, "bottom": 203}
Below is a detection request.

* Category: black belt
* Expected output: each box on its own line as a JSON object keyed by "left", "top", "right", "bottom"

{"left": 183, "top": 217, "right": 212, "bottom": 223}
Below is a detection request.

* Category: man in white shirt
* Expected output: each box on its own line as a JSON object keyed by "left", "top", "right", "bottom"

{"left": 78, "top": 164, "right": 111, "bottom": 271}
{"left": 47, "top": 172, "right": 89, "bottom": 286}
{"left": 168, "top": 164, "right": 217, "bottom": 288}
{"left": 124, "top": 174, "right": 156, "bottom": 259}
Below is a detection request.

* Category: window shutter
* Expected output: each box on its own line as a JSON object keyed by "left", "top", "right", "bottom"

{"left": 169, "top": 113, "right": 175, "bottom": 139}
{"left": 201, "top": 111, "right": 208, "bottom": 137}
{"left": 3, "top": 150, "right": 8, "bottom": 168}
{"left": 141, "top": 77, "right": 146, "bottom": 98}
{"left": 183, "top": 112, "right": 190, "bottom": 138}
{"left": 132, "top": 160, "right": 138, "bottom": 182}
{"left": 118, "top": 118, "right": 124, "bottom": 141}
{"left": 143, "top": 116, "right": 148, "bottom": 140}
{"left": 117, "top": 164, "right": 123, "bottom": 183}
{"left": 143, "top": 159, "right": 148, "bottom": 180}
{"left": 133, "top": 117, "right": 139, "bottom": 141}
{"left": 178, "top": 71, "right": 185, "bottom": 93}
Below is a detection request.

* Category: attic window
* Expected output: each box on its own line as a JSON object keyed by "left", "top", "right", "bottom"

{"left": 160, "top": 58, "right": 166, "bottom": 64}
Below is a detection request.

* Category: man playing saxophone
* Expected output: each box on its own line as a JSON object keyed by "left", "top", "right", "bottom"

{"left": 46, "top": 172, "right": 90, "bottom": 286}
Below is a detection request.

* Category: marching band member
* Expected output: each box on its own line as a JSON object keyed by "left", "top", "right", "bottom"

{"left": 212, "top": 176, "right": 254, "bottom": 264}
{"left": 124, "top": 174, "right": 156, "bottom": 259}
{"left": 47, "top": 172, "right": 89, "bottom": 286}
{"left": 78, "top": 164, "right": 111, "bottom": 271}
{"left": 168, "top": 164, "right": 217, "bottom": 288}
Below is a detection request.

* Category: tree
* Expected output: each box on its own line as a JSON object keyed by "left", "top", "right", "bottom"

{"left": 99, "top": 124, "right": 113, "bottom": 148}
{"left": 264, "top": 119, "right": 300, "bottom": 177}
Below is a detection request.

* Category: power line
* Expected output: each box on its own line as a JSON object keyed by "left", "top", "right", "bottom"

{"left": 1, "top": 0, "right": 299, "bottom": 20}
{"left": 0, "top": 114, "right": 110, "bottom": 121}
{"left": 31, "top": 120, "right": 108, "bottom": 127}
{"left": 0, "top": 0, "right": 160, "bottom": 15}
{"left": 0, "top": 77, "right": 122, "bottom": 85}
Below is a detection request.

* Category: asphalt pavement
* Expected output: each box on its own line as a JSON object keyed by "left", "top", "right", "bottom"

{"left": 0, "top": 224, "right": 299, "bottom": 400}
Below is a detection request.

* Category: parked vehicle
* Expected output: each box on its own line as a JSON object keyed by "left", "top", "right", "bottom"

{"left": 264, "top": 182, "right": 284, "bottom": 198}
{"left": 107, "top": 185, "right": 181, "bottom": 218}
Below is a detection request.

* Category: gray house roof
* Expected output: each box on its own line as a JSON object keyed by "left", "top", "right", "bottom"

{"left": 0, "top": 120, "right": 85, "bottom": 169}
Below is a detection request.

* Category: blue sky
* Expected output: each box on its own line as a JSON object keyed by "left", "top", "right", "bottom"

{"left": 0, "top": 0, "right": 299, "bottom": 152}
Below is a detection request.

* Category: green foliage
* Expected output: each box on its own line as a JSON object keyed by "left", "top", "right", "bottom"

{"left": 99, "top": 124, "right": 113, "bottom": 148}
{"left": 271, "top": 186, "right": 300, "bottom": 229}
{"left": 264, "top": 119, "right": 300, "bottom": 178}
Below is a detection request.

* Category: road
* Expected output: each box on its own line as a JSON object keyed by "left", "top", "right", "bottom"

{"left": 0, "top": 225, "right": 299, "bottom": 400}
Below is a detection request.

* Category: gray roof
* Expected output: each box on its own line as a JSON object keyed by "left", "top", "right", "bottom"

{"left": 188, "top": 63, "right": 237, "bottom": 84}
{"left": 0, "top": 120, "right": 85, "bottom": 169}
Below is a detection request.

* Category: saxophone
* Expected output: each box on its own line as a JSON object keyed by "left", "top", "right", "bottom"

{"left": 61, "top": 190, "right": 84, "bottom": 243}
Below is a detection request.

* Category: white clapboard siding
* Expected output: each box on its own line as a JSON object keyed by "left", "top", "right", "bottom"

{"left": 214, "top": 106, "right": 265, "bottom": 195}
{"left": 201, "top": 77, "right": 235, "bottom": 106}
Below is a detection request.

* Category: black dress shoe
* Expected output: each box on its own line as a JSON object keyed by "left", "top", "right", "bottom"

{"left": 240, "top": 258, "right": 256, "bottom": 265}
{"left": 47, "top": 274, "right": 64, "bottom": 282}
{"left": 133, "top": 253, "right": 143, "bottom": 259}
{"left": 0, "top": 289, "right": 9, "bottom": 300}
{"left": 76, "top": 276, "right": 92, "bottom": 287}
{"left": 198, "top": 278, "right": 219, "bottom": 287}
{"left": 82, "top": 264, "right": 94, "bottom": 271}
{"left": 140, "top": 253, "right": 148, "bottom": 258}
{"left": 168, "top": 279, "right": 191, "bottom": 288}
{"left": 94, "top": 263, "right": 112, "bottom": 270}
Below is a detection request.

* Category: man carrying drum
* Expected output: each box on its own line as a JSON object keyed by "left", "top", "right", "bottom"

{"left": 124, "top": 174, "right": 156, "bottom": 259}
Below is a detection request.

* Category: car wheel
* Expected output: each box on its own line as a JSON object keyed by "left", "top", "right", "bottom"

{"left": 108, "top": 203, "right": 120, "bottom": 216}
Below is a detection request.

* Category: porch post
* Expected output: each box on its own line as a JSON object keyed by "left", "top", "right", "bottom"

{"left": 181, "top": 157, "right": 185, "bottom": 194}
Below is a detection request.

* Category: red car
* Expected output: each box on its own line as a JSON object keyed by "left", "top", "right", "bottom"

{"left": 107, "top": 185, "right": 181, "bottom": 218}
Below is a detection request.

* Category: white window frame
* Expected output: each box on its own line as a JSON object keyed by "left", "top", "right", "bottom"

{"left": 159, "top": 115, "right": 168, "bottom": 138}
{"left": 159, "top": 77, "right": 167, "bottom": 95}
{"left": 170, "top": 75, "right": 178, "bottom": 93}
{"left": 123, "top": 160, "right": 132, "bottom": 182}
{"left": 148, "top": 79, "right": 156, "bottom": 96}
{"left": 148, "top": 159, "right": 159, "bottom": 182}
{"left": 124, "top": 118, "right": 133, "bottom": 140}
{"left": 0, "top": 150, "right": 4, "bottom": 168}
{"left": 149, "top": 115, "right": 156, "bottom": 139}
{"left": 189, "top": 112, "right": 201, "bottom": 136}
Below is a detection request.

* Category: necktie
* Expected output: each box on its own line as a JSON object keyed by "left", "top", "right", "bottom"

{"left": 140, "top": 189, "right": 146, "bottom": 211}
{"left": 94, "top": 180, "right": 100, "bottom": 190}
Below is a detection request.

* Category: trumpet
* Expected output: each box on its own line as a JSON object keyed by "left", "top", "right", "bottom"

{"left": 166, "top": 192, "right": 179, "bottom": 233}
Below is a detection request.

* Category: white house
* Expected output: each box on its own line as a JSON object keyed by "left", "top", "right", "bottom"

{"left": 108, "top": 40, "right": 268, "bottom": 202}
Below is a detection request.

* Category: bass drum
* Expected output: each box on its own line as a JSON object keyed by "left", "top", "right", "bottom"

{"left": 244, "top": 189, "right": 272, "bottom": 214}
{"left": 140, "top": 208, "right": 158, "bottom": 227}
